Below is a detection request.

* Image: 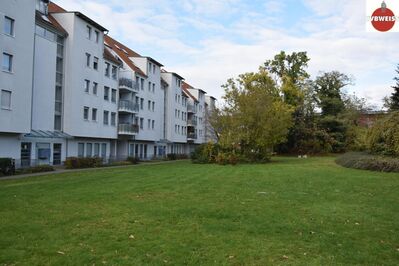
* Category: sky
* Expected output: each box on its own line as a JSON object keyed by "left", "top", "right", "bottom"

{"left": 54, "top": 0, "right": 399, "bottom": 108}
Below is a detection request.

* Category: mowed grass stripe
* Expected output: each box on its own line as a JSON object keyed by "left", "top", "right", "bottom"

{"left": 0, "top": 157, "right": 398, "bottom": 265}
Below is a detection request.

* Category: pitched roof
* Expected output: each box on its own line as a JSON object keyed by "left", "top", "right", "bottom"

{"left": 104, "top": 35, "right": 147, "bottom": 77}
{"left": 103, "top": 47, "right": 122, "bottom": 65}
{"left": 48, "top": 2, "right": 67, "bottom": 13}
{"left": 49, "top": 2, "right": 108, "bottom": 32}
{"left": 182, "top": 82, "right": 198, "bottom": 102}
{"left": 35, "top": 11, "right": 68, "bottom": 36}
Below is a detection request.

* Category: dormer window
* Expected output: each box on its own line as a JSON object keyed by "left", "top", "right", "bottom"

{"left": 35, "top": 0, "right": 49, "bottom": 15}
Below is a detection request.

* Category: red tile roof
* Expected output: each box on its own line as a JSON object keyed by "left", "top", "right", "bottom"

{"left": 48, "top": 2, "right": 67, "bottom": 13}
{"left": 104, "top": 47, "right": 122, "bottom": 65}
{"left": 182, "top": 82, "right": 198, "bottom": 102}
{"left": 104, "top": 35, "right": 147, "bottom": 77}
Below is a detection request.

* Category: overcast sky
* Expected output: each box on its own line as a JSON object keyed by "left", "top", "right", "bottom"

{"left": 55, "top": 0, "right": 398, "bottom": 108}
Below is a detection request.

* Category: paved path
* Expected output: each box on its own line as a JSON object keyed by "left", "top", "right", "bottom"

{"left": 0, "top": 160, "right": 183, "bottom": 181}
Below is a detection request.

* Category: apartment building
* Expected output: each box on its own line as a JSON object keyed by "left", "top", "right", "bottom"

{"left": 161, "top": 71, "right": 189, "bottom": 155}
{"left": 205, "top": 95, "right": 218, "bottom": 143}
{"left": 0, "top": 0, "right": 217, "bottom": 166}
{"left": 0, "top": 0, "right": 36, "bottom": 162}
{"left": 104, "top": 36, "right": 166, "bottom": 160}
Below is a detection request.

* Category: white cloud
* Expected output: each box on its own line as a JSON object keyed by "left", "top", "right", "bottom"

{"left": 53, "top": 0, "right": 397, "bottom": 108}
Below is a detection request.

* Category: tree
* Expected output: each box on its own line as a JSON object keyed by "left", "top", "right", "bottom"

{"left": 366, "top": 111, "right": 399, "bottom": 156}
{"left": 314, "top": 71, "right": 355, "bottom": 152}
{"left": 314, "top": 71, "right": 353, "bottom": 116}
{"left": 388, "top": 64, "right": 399, "bottom": 111}
{"left": 263, "top": 51, "right": 313, "bottom": 154}
{"left": 213, "top": 68, "right": 294, "bottom": 162}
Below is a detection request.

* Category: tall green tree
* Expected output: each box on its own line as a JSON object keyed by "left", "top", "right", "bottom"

{"left": 388, "top": 64, "right": 399, "bottom": 111}
{"left": 314, "top": 71, "right": 355, "bottom": 152}
{"left": 213, "top": 68, "right": 293, "bottom": 161}
{"left": 264, "top": 51, "right": 315, "bottom": 153}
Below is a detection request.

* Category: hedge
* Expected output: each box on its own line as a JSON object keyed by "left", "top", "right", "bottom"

{"left": 336, "top": 152, "right": 399, "bottom": 173}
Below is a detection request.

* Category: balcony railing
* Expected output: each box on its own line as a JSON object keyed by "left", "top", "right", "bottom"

{"left": 119, "top": 78, "right": 139, "bottom": 91}
{"left": 118, "top": 123, "right": 139, "bottom": 135}
{"left": 118, "top": 100, "right": 139, "bottom": 113}
{"left": 187, "top": 132, "right": 197, "bottom": 139}
{"left": 187, "top": 103, "right": 197, "bottom": 113}
{"left": 187, "top": 118, "right": 198, "bottom": 126}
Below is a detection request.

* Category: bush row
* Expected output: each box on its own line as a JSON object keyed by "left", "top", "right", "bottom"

{"left": 166, "top": 154, "right": 189, "bottom": 160}
{"left": 0, "top": 158, "right": 15, "bottom": 176}
{"left": 336, "top": 152, "right": 399, "bottom": 173}
{"left": 16, "top": 165, "right": 55, "bottom": 175}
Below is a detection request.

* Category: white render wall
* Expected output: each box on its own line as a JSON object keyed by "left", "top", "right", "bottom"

{"left": 161, "top": 72, "right": 187, "bottom": 144}
{"left": 31, "top": 35, "right": 57, "bottom": 131}
{"left": 131, "top": 58, "right": 164, "bottom": 142}
{"left": 0, "top": 0, "right": 35, "bottom": 134}
{"left": 188, "top": 88, "right": 207, "bottom": 144}
{"left": 51, "top": 12, "right": 118, "bottom": 139}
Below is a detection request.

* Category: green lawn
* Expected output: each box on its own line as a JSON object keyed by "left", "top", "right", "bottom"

{"left": 0, "top": 157, "right": 398, "bottom": 265}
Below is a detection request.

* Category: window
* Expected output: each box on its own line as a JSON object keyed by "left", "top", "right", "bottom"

{"left": 105, "top": 62, "right": 110, "bottom": 77}
{"left": 140, "top": 78, "right": 144, "bottom": 90}
{"left": 83, "top": 106, "right": 89, "bottom": 120}
{"left": 153, "top": 64, "right": 156, "bottom": 74}
{"left": 111, "top": 89, "right": 117, "bottom": 103}
{"left": 152, "top": 102, "right": 155, "bottom": 112}
{"left": 148, "top": 81, "right": 151, "bottom": 91}
{"left": 4, "top": 16, "right": 14, "bottom": 36}
{"left": 103, "top": 111, "right": 109, "bottom": 125}
{"left": 93, "top": 57, "right": 98, "bottom": 70}
{"left": 1, "top": 90, "right": 11, "bottom": 109}
{"left": 111, "top": 112, "right": 116, "bottom": 126}
{"left": 93, "top": 82, "right": 98, "bottom": 95}
{"left": 152, "top": 83, "right": 155, "bottom": 92}
{"left": 147, "top": 119, "right": 151, "bottom": 129}
{"left": 86, "top": 53, "right": 91, "bottom": 67}
{"left": 84, "top": 79, "right": 90, "bottom": 93}
{"left": 112, "top": 65, "right": 117, "bottom": 80}
{"left": 104, "top": 86, "right": 109, "bottom": 101}
{"left": 86, "top": 143, "right": 92, "bottom": 157}
{"left": 140, "top": 98, "right": 144, "bottom": 110}
{"left": 101, "top": 143, "right": 107, "bottom": 158}
{"left": 78, "top": 143, "right": 85, "bottom": 158}
{"left": 140, "top": 118, "right": 144, "bottom": 129}
{"left": 54, "top": 115, "right": 61, "bottom": 131}
{"left": 95, "top": 30, "right": 99, "bottom": 43}
{"left": 94, "top": 143, "right": 100, "bottom": 157}
{"left": 2, "top": 53, "right": 13, "bottom": 72}
{"left": 86, "top": 26, "right": 91, "bottom": 39}
{"left": 92, "top": 108, "right": 97, "bottom": 121}
{"left": 148, "top": 62, "right": 152, "bottom": 73}
{"left": 152, "top": 120, "right": 155, "bottom": 130}
{"left": 148, "top": 100, "right": 151, "bottom": 110}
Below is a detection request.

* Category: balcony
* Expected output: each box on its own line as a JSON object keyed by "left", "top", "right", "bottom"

{"left": 118, "top": 123, "right": 139, "bottom": 135}
{"left": 187, "top": 118, "right": 198, "bottom": 126}
{"left": 187, "top": 132, "right": 197, "bottom": 140}
{"left": 118, "top": 100, "right": 139, "bottom": 113}
{"left": 119, "top": 78, "right": 139, "bottom": 92}
{"left": 187, "top": 103, "right": 197, "bottom": 114}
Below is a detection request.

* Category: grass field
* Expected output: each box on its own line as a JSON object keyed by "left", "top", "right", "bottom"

{"left": 0, "top": 157, "right": 398, "bottom": 265}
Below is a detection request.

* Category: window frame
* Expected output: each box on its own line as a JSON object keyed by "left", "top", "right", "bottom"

{"left": 4, "top": 16, "right": 15, "bottom": 36}
{"left": 1, "top": 90, "right": 12, "bottom": 110}
{"left": 2, "top": 53, "right": 13, "bottom": 72}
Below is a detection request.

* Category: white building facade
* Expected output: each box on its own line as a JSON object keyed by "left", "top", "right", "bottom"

{"left": 0, "top": 0, "right": 216, "bottom": 167}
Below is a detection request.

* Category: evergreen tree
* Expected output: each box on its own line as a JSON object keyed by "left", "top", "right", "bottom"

{"left": 389, "top": 64, "right": 399, "bottom": 111}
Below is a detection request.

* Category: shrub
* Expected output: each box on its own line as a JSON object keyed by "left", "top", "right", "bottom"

{"left": 64, "top": 157, "right": 103, "bottom": 169}
{"left": 127, "top": 157, "right": 140, "bottom": 164}
{"left": 18, "top": 165, "right": 55, "bottom": 174}
{"left": 336, "top": 152, "right": 399, "bottom": 173}
{"left": 191, "top": 143, "right": 220, "bottom": 164}
{"left": 167, "top": 153, "right": 177, "bottom": 160}
{"left": 366, "top": 112, "right": 399, "bottom": 156}
{"left": 0, "top": 158, "right": 15, "bottom": 176}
